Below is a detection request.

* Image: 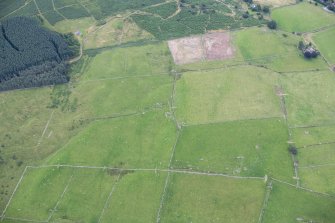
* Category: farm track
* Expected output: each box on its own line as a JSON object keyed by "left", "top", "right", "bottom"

{"left": 51, "top": 0, "right": 67, "bottom": 20}
{"left": 165, "top": 0, "right": 181, "bottom": 20}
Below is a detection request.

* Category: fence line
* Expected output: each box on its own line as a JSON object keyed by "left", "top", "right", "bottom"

{"left": 1, "top": 166, "right": 29, "bottom": 221}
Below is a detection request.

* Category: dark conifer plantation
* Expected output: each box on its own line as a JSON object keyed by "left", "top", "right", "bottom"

{"left": 0, "top": 17, "right": 79, "bottom": 91}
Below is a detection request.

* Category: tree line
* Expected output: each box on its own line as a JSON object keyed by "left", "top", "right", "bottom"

{"left": 0, "top": 17, "right": 79, "bottom": 91}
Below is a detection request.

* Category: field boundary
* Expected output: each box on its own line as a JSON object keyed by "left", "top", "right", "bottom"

{"left": 79, "top": 73, "right": 170, "bottom": 84}
{"left": 9, "top": 164, "right": 335, "bottom": 222}
{"left": 37, "top": 110, "right": 55, "bottom": 147}
{"left": 271, "top": 177, "right": 335, "bottom": 199}
{"left": 298, "top": 141, "right": 335, "bottom": 149}
{"left": 2, "top": 216, "right": 46, "bottom": 223}
{"left": 45, "top": 174, "right": 74, "bottom": 222}
{"left": 290, "top": 122, "right": 335, "bottom": 129}
{"left": 299, "top": 163, "right": 335, "bottom": 169}
{"left": 257, "top": 180, "right": 273, "bottom": 223}
{"left": 277, "top": 82, "right": 300, "bottom": 187}
{"left": 1, "top": 166, "right": 29, "bottom": 221}
{"left": 97, "top": 173, "right": 121, "bottom": 223}
{"left": 0, "top": 164, "right": 265, "bottom": 222}
{"left": 184, "top": 116, "right": 283, "bottom": 128}
{"left": 24, "top": 164, "right": 265, "bottom": 180}
{"left": 156, "top": 129, "right": 181, "bottom": 223}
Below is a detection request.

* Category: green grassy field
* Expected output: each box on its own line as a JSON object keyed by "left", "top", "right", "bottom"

{"left": 1, "top": 0, "right": 335, "bottom": 221}
{"left": 313, "top": 27, "right": 335, "bottom": 65}
{"left": 298, "top": 145, "right": 335, "bottom": 167}
{"left": 280, "top": 71, "right": 335, "bottom": 126}
{"left": 5, "top": 167, "right": 119, "bottom": 222}
{"left": 175, "top": 65, "right": 282, "bottom": 125}
{"left": 5, "top": 167, "right": 77, "bottom": 221}
{"left": 100, "top": 172, "right": 167, "bottom": 223}
{"left": 299, "top": 166, "right": 335, "bottom": 195}
{"left": 173, "top": 118, "right": 293, "bottom": 181}
{"left": 234, "top": 27, "right": 328, "bottom": 72}
{"left": 47, "top": 111, "right": 177, "bottom": 168}
{"left": 291, "top": 125, "right": 335, "bottom": 148}
{"left": 271, "top": 2, "right": 335, "bottom": 32}
{"left": 263, "top": 181, "right": 335, "bottom": 223}
{"left": 160, "top": 174, "right": 265, "bottom": 223}
{"left": 72, "top": 76, "right": 172, "bottom": 117}
{"left": 82, "top": 43, "right": 172, "bottom": 80}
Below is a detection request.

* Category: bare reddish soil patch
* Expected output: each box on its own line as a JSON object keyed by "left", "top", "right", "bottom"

{"left": 168, "top": 36, "right": 204, "bottom": 64}
{"left": 168, "top": 32, "right": 235, "bottom": 65}
{"left": 203, "top": 32, "right": 234, "bottom": 61}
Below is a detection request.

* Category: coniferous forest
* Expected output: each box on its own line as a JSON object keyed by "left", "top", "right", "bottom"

{"left": 0, "top": 17, "right": 79, "bottom": 91}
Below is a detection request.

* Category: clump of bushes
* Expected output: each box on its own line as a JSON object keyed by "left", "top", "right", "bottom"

{"left": 267, "top": 20, "right": 277, "bottom": 29}
{"left": 288, "top": 145, "right": 298, "bottom": 155}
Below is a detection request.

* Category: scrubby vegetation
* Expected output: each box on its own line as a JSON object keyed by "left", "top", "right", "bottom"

{"left": 0, "top": 17, "right": 79, "bottom": 91}
{"left": 267, "top": 20, "right": 277, "bottom": 29}
{"left": 86, "top": 0, "right": 166, "bottom": 20}
{"left": 132, "top": 0, "right": 267, "bottom": 40}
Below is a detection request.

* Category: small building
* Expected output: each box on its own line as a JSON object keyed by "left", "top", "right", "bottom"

{"left": 303, "top": 47, "right": 319, "bottom": 58}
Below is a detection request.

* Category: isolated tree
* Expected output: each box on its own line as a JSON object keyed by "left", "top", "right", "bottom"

{"left": 288, "top": 145, "right": 298, "bottom": 155}
{"left": 267, "top": 20, "right": 277, "bottom": 29}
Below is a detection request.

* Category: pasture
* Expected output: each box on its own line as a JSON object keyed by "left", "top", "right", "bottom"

{"left": 299, "top": 166, "right": 335, "bottom": 195}
{"left": 173, "top": 118, "right": 293, "bottom": 181}
{"left": 313, "top": 27, "right": 335, "bottom": 65}
{"left": 82, "top": 43, "right": 172, "bottom": 80}
{"left": 1, "top": 0, "right": 335, "bottom": 222}
{"left": 175, "top": 65, "right": 282, "bottom": 124}
{"left": 234, "top": 27, "right": 328, "bottom": 72}
{"left": 280, "top": 71, "right": 335, "bottom": 126}
{"left": 3, "top": 167, "right": 168, "bottom": 222}
{"left": 47, "top": 111, "right": 177, "bottom": 169}
{"left": 291, "top": 125, "right": 335, "bottom": 148}
{"left": 271, "top": 2, "right": 335, "bottom": 32}
{"left": 263, "top": 182, "right": 335, "bottom": 222}
{"left": 160, "top": 174, "right": 265, "bottom": 223}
